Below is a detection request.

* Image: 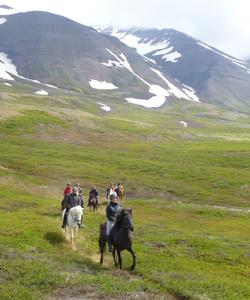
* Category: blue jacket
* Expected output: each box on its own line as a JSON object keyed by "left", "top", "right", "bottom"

{"left": 106, "top": 202, "right": 121, "bottom": 221}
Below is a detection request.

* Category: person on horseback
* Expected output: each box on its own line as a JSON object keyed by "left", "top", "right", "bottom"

{"left": 61, "top": 187, "right": 82, "bottom": 229}
{"left": 75, "top": 183, "right": 84, "bottom": 207}
{"left": 106, "top": 194, "right": 122, "bottom": 252}
{"left": 61, "top": 182, "right": 73, "bottom": 211}
{"left": 75, "top": 183, "right": 82, "bottom": 196}
{"left": 75, "top": 183, "right": 84, "bottom": 227}
{"left": 88, "top": 186, "right": 99, "bottom": 207}
{"left": 64, "top": 182, "right": 73, "bottom": 197}
{"left": 108, "top": 183, "right": 117, "bottom": 200}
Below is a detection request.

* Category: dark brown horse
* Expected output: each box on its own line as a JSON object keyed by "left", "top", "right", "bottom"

{"left": 115, "top": 185, "right": 125, "bottom": 201}
{"left": 88, "top": 194, "right": 98, "bottom": 211}
{"left": 99, "top": 208, "right": 136, "bottom": 271}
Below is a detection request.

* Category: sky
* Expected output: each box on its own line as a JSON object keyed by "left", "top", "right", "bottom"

{"left": 4, "top": 0, "right": 250, "bottom": 59}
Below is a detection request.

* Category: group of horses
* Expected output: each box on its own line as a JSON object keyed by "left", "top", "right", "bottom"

{"left": 88, "top": 185, "right": 125, "bottom": 211}
{"left": 106, "top": 184, "right": 125, "bottom": 201}
{"left": 61, "top": 184, "right": 136, "bottom": 270}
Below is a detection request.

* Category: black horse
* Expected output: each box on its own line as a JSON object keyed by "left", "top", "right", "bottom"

{"left": 88, "top": 194, "right": 98, "bottom": 211}
{"left": 99, "top": 208, "right": 136, "bottom": 271}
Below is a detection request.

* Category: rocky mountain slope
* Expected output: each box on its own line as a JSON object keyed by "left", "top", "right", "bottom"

{"left": 1, "top": 5, "right": 250, "bottom": 110}
{"left": 0, "top": 8, "right": 199, "bottom": 108}
{"left": 100, "top": 27, "right": 250, "bottom": 109}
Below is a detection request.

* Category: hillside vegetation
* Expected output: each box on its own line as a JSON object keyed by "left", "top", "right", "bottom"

{"left": 0, "top": 84, "right": 250, "bottom": 299}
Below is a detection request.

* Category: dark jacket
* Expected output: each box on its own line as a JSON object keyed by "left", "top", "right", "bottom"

{"left": 66, "top": 193, "right": 81, "bottom": 209}
{"left": 106, "top": 202, "right": 121, "bottom": 221}
{"left": 89, "top": 188, "right": 98, "bottom": 199}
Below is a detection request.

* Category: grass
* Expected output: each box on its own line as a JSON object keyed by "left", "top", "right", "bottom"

{"left": 0, "top": 88, "right": 250, "bottom": 299}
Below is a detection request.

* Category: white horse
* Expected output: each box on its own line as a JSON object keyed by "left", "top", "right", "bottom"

{"left": 62, "top": 205, "right": 83, "bottom": 249}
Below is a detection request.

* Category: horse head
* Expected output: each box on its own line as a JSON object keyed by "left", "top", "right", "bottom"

{"left": 69, "top": 206, "right": 83, "bottom": 226}
{"left": 115, "top": 208, "right": 133, "bottom": 231}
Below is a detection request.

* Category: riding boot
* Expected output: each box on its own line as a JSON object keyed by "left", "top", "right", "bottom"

{"left": 106, "top": 235, "right": 113, "bottom": 252}
{"left": 78, "top": 216, "right": 85, "bottom": 228}
{"left": 61, "top": 210, "right": 68, "bottom": 228}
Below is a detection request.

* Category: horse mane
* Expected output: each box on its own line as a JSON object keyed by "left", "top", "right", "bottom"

{"left": 70, "top": 205, "right": 83, "bottom": 216}
{"left": 114, "top": 209, "right": 125, "bottom": 229}
{"left": 114, "top": 208, "right": 132, "bottom": 230}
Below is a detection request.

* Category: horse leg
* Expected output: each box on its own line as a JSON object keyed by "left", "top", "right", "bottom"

{"left": 117, "top": 249, "right": 122, "bottom": 269}
{"left": 71, "top": 229, "right": 76, "bottom": 250}
{"left": 128, "top": 248, "right": 136, "bottom": 271}
{"left": 99, "top": 239, "right": 105, "bottom": 264}
{"left": 112, "top": 245, "right": 118, "bottom": 267}
{"left": 72, "top": 238, "right": 76, "bottom": 250}
{"left": 99, "top": 225, "right": 106, "bottom": 264}
{"left": 65, "top": 227, "right": 69, "bottom": 241}
{"left": 75, "top": 226, "right": 78, "bottom": 238}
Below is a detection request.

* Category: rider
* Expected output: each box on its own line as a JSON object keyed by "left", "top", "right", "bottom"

{"left": 61, "top": 182, "right": 73, "bottom": 210}
{"left": 106, "top": 194, "right": 122, "bottom": 252}
{"left": 61, "top": 187, "right": 82, "bottom": 228}
{"left": 109, "top": 183, "right": 117, "bottom": 200}
{"left": 64, "top": 182, "right": 73, "bottom": 197}
{"left": 115, "top": 182, "right": 121, "bottom": 194}
{"left": 88, "top": 186, "right": 99, "bottom": 207}
{"left": 75, "top": 183, "right": 82, "bottom": 196}
{"left": 75, "top": 183, "right": 84, "bottom": 207}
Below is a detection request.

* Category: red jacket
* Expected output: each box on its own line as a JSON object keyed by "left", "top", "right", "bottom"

{"left": 64, "top": 187, "right": 72, "bottom": 197}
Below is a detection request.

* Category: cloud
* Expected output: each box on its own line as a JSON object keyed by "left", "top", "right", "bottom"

{"left": 5, "top": 0, "right": 250, "bottom": 59}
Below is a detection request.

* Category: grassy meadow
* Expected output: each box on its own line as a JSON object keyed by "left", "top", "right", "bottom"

{"left": 0, "top": 84, "right": 250, "bottom": 299}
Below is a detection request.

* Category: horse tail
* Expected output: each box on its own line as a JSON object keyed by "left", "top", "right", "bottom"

{"left": 99, "top": 223, "right": 107, "bottom": 264}
{"left": 99, "top": 223, "right": 107, "bottom": 249}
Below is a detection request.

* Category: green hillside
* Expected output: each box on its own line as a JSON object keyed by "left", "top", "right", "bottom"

{"left": 1, "top": 84, "right": 250, "bottom": 299}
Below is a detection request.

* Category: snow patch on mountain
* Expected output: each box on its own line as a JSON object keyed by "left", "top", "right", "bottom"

{"left": 105, "top": 48, "right": 169, "bottom": 107}
{"left": 101, "top": 60, "right": 125, "bottom": 68}
{"left": 152, "top": 47, "right": 182, "bottom": 63}
{"left": 143, "top": 56, "right": 156, "bottom": 64}
{"left": 0, "top": 51, "right": 58, "bottom": 88}
{"left": 182, "top": 85, "right": 200, "bottom": 102}
{"left": 105, "top": 48, "right": 199, "bottom": 107}
{"left": 106, "top": 48, "right": 149, "bottom": 86}
{"left": 35, "top": 90, "right": 48, "bottom": 95}
{"left": 126, "top": 84, "right": 169, "bottom": 108}
{"left": 89, "top": 79, "right": 118, "bottom": 90}
{"left": 0, "top": 17, "right": 7, "bottom": 24}
{"left": 180, "top": 121, "right": 188, "bottom": 127}
{"left": 110, "top": 29, "right": 169, "bottom": 55}
{"left": 4, "top": 82, "right": 12, "bottom": 86}
{"left": 106, "top": 29, "right": 182, "bottom": 63}
{"left": 0, "top": 5, "right": 19, "bottom": 15}
{"left": 98, "top": 102, "right": 111, "bottom": 111}
{"left": 197, "top": 41, "right": 241, "bottom": 62}
{"left": 197, "top": 41, "right": 250, "bottom": 73}
{"left": 0, "top": 52, "right": 18, "bottom": 80}
{"left": 151, "top": 68, "right": 200, "bottom": 102}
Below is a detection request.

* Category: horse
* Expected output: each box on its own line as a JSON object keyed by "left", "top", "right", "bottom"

{"left": 88, "top": 194, "right": 98, "bottom": 211}
{"left": 62, "top": 205, "right": 83, "bottom": 250}
{"left": 116, "top": 185, "right": 125, "bottom": 201}
{"left": 99, "top": 208, "right": 136, "bottom": 271}
{"left": 106, "top": 187, "right": 111, "bottom": 199}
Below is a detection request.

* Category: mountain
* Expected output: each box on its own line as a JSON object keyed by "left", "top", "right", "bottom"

{"left": 1, "top": 7, "right": 250, "bottom": 110}
{"left": 0, "top": 9, "right": 200, "bottom": 107}
{"left": 100, "top": 27, "right": 250, "bottom": 110}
